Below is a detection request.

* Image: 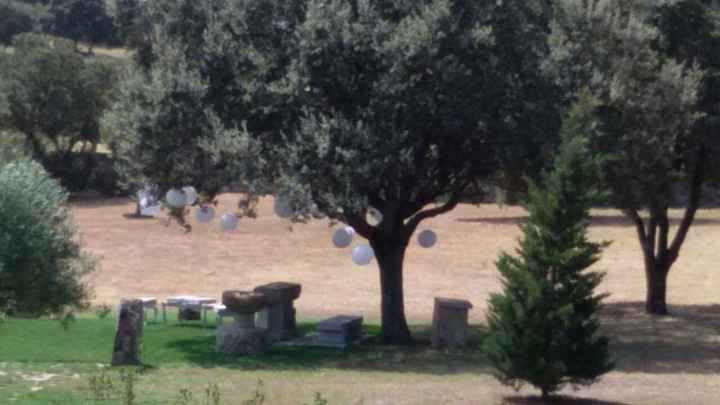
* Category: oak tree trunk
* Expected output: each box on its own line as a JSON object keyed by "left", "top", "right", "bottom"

{"left": 645, "top": 258, "right": 670, "bottom": 315}
{"left": 371, "top": 237, "right": 413, "bottom": 345}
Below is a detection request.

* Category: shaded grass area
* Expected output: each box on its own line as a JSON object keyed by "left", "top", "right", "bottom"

{"left": 0, "top": 311, "right": 490, "bottom": 374}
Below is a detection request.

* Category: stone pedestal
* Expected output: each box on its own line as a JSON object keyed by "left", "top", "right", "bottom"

{"left": 216, "top": 313, "right": 268, "bottom": 355}
{"left": 112, "top": 299, "right": 144, "bottom": 366}
{"left": 254, "top": 282, "right": 302, "bottom": 341}
{"left": 431, "top": 297, "right": 473, "bottom": 349}
{"left": 216, "top": 291, "right": 269, "bottom": 356}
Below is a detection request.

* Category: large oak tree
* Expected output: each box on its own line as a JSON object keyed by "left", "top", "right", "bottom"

{"left": 105, "top": 0, "right": 560, "bottom": 343}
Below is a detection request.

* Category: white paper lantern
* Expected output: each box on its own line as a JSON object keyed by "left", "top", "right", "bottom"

{"left": 183, "top": 186, "right": 198, "bottom": 205}
{"left": 273, "top": 197, "right": 293, "bottom": 219}
{"left": 418, "top": 229, "right": 437, "bottom": 248}
{"left": 140, "top": 205, "right": 161, "bottom": 217}
{"left": 220, "top": 213, "right": 239, "bottom": 232}
{"left": 166, "top": 188, "right": 187, "bottom": 208}
{"left": 344, "top": 226, "right": 356, "bottom": 237}
{"left": 195, "top": 206, "right": 216, "bottom": 223}
{"left": 332, "top": 228, "right": 353, "bottom": 248}
{"left": 352, "top": 244, "right": 374, "bottom": 266}
{"left": 366, "top": 206, "right": 383, "bottom": 226}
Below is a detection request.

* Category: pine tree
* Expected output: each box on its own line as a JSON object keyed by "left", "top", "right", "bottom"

{"left": 483, "top": 93, "right": 614, "bottom": 399}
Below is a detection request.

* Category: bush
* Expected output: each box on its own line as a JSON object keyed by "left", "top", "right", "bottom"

{"left": 0, "top": 159, "right": 94, "bottom": 317}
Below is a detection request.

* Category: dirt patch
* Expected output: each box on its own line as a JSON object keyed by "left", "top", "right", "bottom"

{"left": 74, "top": 195, "right": 720, "bottom": 324}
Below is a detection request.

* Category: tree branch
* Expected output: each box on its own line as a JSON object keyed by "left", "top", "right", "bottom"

{"left": 669, "top": 166, "right": 703, "bottom": 263}
{"left": 405, "top": 194, "right": 461, "bottom": 236}
{"left": 344, "top": 212, "right": 377, "bottom": 241}
{"left": 657, "top": 208, "right": 670, "bottom": 264}
{"left": 647, "top": 211, "right": 658, "bottom": 259}
{"left": 626, "top": 208, "right": 651, "bottom": 257}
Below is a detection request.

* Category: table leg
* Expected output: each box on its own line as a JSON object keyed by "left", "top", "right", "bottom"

{"left": 162, "top": 303, "right": 167, "bottom": 324}
{"left": 202, "top": 307, "right": 207, "bottom": 327}
{"left": 153, "top": 307, "right": 158, "bottom": 323}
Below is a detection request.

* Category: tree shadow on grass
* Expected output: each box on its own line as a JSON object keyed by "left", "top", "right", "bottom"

{"left": 502, "top": 395, "right": 628, "bottom": 405}
{"left": 157, "top": 322, "right": 492, "bottom": 375}
{"left": 601, "top": 301, "right": 720, "bottom": 374}
{"left": 154, "top": 302, "right": 720, "bottom": 376}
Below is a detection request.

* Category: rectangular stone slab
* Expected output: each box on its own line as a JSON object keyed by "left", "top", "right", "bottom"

{"left": 317, "top": 315, "right": 363, "bottom": 342}
{"left": 254, "top": 282, "right": 301, "bottom": 304}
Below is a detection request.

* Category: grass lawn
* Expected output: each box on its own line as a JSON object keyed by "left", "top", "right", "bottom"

{"left": 0, "top": 311, "right": 489, "bottom": 404}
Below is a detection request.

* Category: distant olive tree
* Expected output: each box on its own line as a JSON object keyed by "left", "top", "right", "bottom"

{"left": 0, "top": 159, "right": 94, "bottom": 317}
{"left": 0, "top": 33, "right": 118, "bottom": 188}
{"left": 0, "top": 2, "right": 34, "bottom": 45}
{"left": 43, "top": 0, "right": 116, "bottom": 52}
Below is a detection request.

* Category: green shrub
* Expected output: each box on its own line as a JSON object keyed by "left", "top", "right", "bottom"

{"left": 483, "top": 98, "right": 614, "bottom": 398}
{"left": 94, "top": 302, "right": 113, "bottom": 319}
{"left": 0, "top": 131, "right": 27, "bottom": 165}
{"left": 0, "top": 159, "right": 94, "bottom": 317}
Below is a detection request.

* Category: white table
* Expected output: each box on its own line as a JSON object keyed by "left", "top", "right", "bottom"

{"left": 161, "top": 296, "right": 217, "bottom": 324}
{"left": 202, "top": 303, "right": 230, "bottom": 326}
{"left": 139, "top": 297, "right": 159, "bottom": 322}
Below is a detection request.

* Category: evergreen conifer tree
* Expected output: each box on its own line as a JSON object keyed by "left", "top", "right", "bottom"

{"left": 483, "top": 94, "right": 614, "bottom": 399}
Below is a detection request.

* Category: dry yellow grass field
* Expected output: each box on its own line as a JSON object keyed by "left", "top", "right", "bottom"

{"left": 71, "top": 195, "right": 720, "bottom": 404}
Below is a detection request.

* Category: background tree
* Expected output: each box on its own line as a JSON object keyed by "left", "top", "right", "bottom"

{"left": 0, "top": 159, "right": 94, "bottom": 317}
{"left": 105, "top": 0, "right": 560, "bottom": 344}
{"left": 549, "top": 0, "right": 718, "bottom": 314}
{"left": 112, "top": 0, "right": 151, "bottom": 53}
{"left": 484, "top": 94, "right": 614, "bottom": 400}
{"left": 0, "top": 33, "right": 118, "bottom": 190}
{"left": 0, "top": 1, "right": 35, "bottom": 45}
{"left": 43, "top": 0, "right": 116, "bottom": 52}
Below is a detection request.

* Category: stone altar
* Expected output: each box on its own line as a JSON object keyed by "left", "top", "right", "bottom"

{"left": 216, "top": 291, "right": 269, "bottom": 355}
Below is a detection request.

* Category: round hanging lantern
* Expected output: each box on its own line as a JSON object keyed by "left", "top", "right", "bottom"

{"left": 220, "top": 213, "right": 239, "bottom": 232}
{"left": 352, "top": 244, "right": 374, "bottom": 266}
{"left": 332, "top": 228, "right": 353, "bottom": 248}
{"left": 418, "top": 229, "right": 437, "bottom": 248}
{"left": 195, "top": 206, "right": 216, "bottom": 223}
{"left": 274, "top": 196, "right": 293, "bottom": 219}
{"left": 367, "top": 206, "right": 383, "bottom": 226}
{"left": 141, "top": 205, "right": 161, "bottom": 217}
{"left": 183, "top": 186, "right": 198, "bottom": 205}
{"left": 166, "top": 188, "right": 187, "bottom": 208}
